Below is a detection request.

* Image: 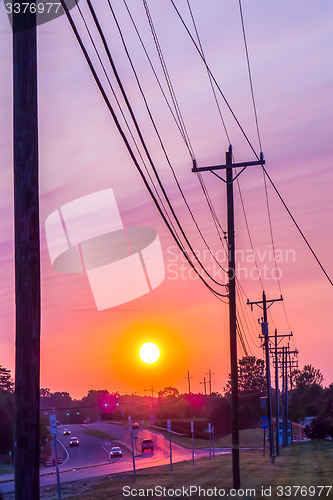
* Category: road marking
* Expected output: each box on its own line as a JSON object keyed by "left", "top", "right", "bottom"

{"left": 57, "top": 438, "right": 70, "bottom": 466}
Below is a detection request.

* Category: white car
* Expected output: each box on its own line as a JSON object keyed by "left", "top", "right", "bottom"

{"left": 110, "top": 446, "right": 122, "bottom": 458}
{"left": 69, "top": 436, "right": 79, "bottom": 447}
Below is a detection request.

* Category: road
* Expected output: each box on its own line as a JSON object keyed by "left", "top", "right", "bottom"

{"left": 0, "top": 423, "right": 230, "bottom": 496}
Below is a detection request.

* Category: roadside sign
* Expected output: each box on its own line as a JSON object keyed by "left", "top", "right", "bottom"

{"left": 50, "top": 414, "right": 57, "bottom": 435}
{"left": 128, "top": 415, "right": 132, "bottom": 431}
{"left": 260, "top": 397, "right": 267, "bottom": 409}
{"left": 50, "top": 414, "right": 57, "bottom": 428}
{"left": 191, "top": 421, "right": 194, "bottom": 433}
{"left": 208, "top": 423, "right": 211, "bottom": 433}
{"left": 261, "top": 416, "right": 269, "bottom": 429}
{"left": 167, "top": 419, "right": 171, "bottom": 432}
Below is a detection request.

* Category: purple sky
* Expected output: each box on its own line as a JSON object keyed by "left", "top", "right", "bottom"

{"left": 0, "top": 0, "right": 332, "bottom": 398}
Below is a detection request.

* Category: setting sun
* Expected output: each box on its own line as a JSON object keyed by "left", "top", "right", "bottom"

{"left": 139, "top": 342, "right": 160, "bottom": 364}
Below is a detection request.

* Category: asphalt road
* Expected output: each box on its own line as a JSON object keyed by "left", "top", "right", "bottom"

{"left": 0, "top": 422, "right": 230, "bottom": 496}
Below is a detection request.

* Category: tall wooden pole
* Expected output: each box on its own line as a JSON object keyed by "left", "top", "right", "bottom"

{"left": 192, "top": 147, "right": 264, "bottom": 489}
{"left": 275, "top": 329, "right": 280, "bottom": 456}
{"left": 226, "top": 145, "right": 240, "bottom": 489}
{"left": 13, "top": 5, "right": 41, "bottom": 499}
{"left": 262, "top": 291, "right": 275, "bottom": 460}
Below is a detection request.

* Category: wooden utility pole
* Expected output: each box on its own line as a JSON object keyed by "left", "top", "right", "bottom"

{"left": 200, "top": 377, "right": 207, "bottom": 397}
{"left": 262, "top": 292, "right": 274, "bottom": 460}
{"left": 247, "top": 291, "right": 283, "bottom": 463}
{"left": 275, "top": 329, "right": 280, "bottom": 456}
{"left": 13, "top": 4, "right": 41, "bottom": 500}
{"left": 269, "top": 330, "right": 293, "bottom": 455}
{"left": 193, "top": 145, "right": 264, "bottom": 489}
{"left": 206, "top": 369, "right": 214, "bottom": 395}
{"left": 186, "top": 371, "right": 193, "bottom": 394}
{"left": 200, "top": 377, "right": 208, "bottom": 416}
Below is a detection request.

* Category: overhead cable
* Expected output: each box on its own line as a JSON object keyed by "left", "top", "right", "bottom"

{"left": 60, "top": 0, "right": 228, "bottom": 297}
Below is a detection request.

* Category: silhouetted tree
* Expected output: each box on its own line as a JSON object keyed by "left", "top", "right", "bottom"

{"left": 304, "top": 417, "right": 332, "bottom": 440}
{"left": 0, "top": 366, "right": 14, "bottom": 454}
{"left": 294, "top": 364, "right": 324, "bottom": 389}
{"left": 224, "top": 356, "right": 266, "bottom": 395}
{"left": 158, "top": 386, "right": 179, "bottom": 398}
{"left": 0, "top": 366, "right": 14, "bottom": 393}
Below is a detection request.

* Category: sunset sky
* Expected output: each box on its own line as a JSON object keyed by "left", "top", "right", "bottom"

{"left": 0, "top": 0, "right": 332, "bottom": 399}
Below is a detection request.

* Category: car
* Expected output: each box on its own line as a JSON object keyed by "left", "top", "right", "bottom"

{"left": 132, "top": 422, "right": 140, "bottom": 430}
{"left": 63, "top": 429, "right": 71, "bottom": 436}
{"left": 110, "top": 446, "right": 122, "bottom": 458}
{"left": 69, "top": 437, "right": 79, "bottom": 447}
{"left": 141, "top": 439, "right": 153, "bottom": 452}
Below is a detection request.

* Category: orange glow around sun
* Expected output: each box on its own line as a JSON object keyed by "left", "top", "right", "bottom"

{"left": 110, "top": 322, "right": 188, "bottom": 391}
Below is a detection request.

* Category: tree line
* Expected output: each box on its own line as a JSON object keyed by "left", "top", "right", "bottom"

{"left": 1, "top": 357, "right": 332, "bottom": 461}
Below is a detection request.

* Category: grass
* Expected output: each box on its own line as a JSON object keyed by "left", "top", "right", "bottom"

{"left": 153, "top": 427, "right": 263, "bottom": 449}
{"left": 0, "top": 464, "right": 13, "bottom": 475}
{"left": 37, "top": 440, "right": 333, "bottom": 499}
{"left": 83, "top": 429, "right": 117, "bottom": 441}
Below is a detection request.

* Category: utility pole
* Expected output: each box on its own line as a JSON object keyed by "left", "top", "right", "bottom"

{"left": 186, "top": 371, "right": 193, "bottom": 394}
{"left": 271, "top": 344, "right": 297, "bottom": 448}
{"left": 288, "top": 349, "right": 298, "bottom": 444}
{"left": 282, "top": 347, "right": 288, "bottom": 447}
{"left": 281, "top": 347, "right": 285, "bottom": 446}
{"left": 193, "top": 145, "right": 264, "bottom": 489}
{"left": 275, "top": 329, "right": 279, "bottom": 456}
{"left": 247, "top": 291, "right": 283, "bottom": 463}
{"left": 200, "top": 377, "right": 208, "bottom": 417}
{"left": 206, "top": 370, "right": 214, "bottom": 395}
{"left": 200, "top": 377, "right": 207, "bottom": 397}
{"left": 13, "top": 5, "right": 40, "bottom": 500}
{"left": 268, "top": 330, "right": 293, "bottom": 455}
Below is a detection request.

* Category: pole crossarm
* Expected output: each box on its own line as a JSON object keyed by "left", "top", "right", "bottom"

{"left": 263, "top": 333, "right": 293, "bottom": 340}
{"left": 247, "top": 295, "right": 283, "bottom": 311}
{"left": 192, "top": 154, "right": 265, "bottom": 175}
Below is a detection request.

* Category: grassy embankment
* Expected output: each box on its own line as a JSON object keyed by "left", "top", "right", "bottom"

{"left": 38, "top": 438, "right": 333, "bottom": 499}
{"left": 82, "top": 429, "right": 117, "bottom": 441}
{"left": 153, "top": 427, "right": 264, "bottom": 449}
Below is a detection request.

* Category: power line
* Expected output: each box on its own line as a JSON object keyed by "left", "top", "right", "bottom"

{"left": 236, "top": 284, "right": 261, "bottom": 350}
{"left": 107, "top": 0, "right": 228, "bottom": 277}
{"left": 185, "top": 0, "right": 230, "bottom": 144}
{"left": 74, "top": 0, "right": 179, "bottom": 241}
{"left": 238, "top": 0, "right": 296, "bottom": 337}
{"left": 85, "top": 0, "right": 228, "bottom": 287}
{"left": 262, "top": 166, "right": 333, "bottom": 287}
{"left": 169, "top": 0, "right": 260, "bottom": 159}
{"left": 121, "top": 0, "right": 229, "bottom": 276}
{"left": 238, "top": 0, "right": 262, "bottom": 152}
{"left": 170, "top": 0, "right": 332, "bottom": 288}
{"left": 121, "top": 0, "right": 194, "bottom": 158}
{"left": 59, "top": 0, "right": 228, "bottom": 298}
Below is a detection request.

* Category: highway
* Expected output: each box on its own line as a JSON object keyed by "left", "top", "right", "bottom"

{"left": 0, "top": 422, "right": 230, "bottom": 496}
